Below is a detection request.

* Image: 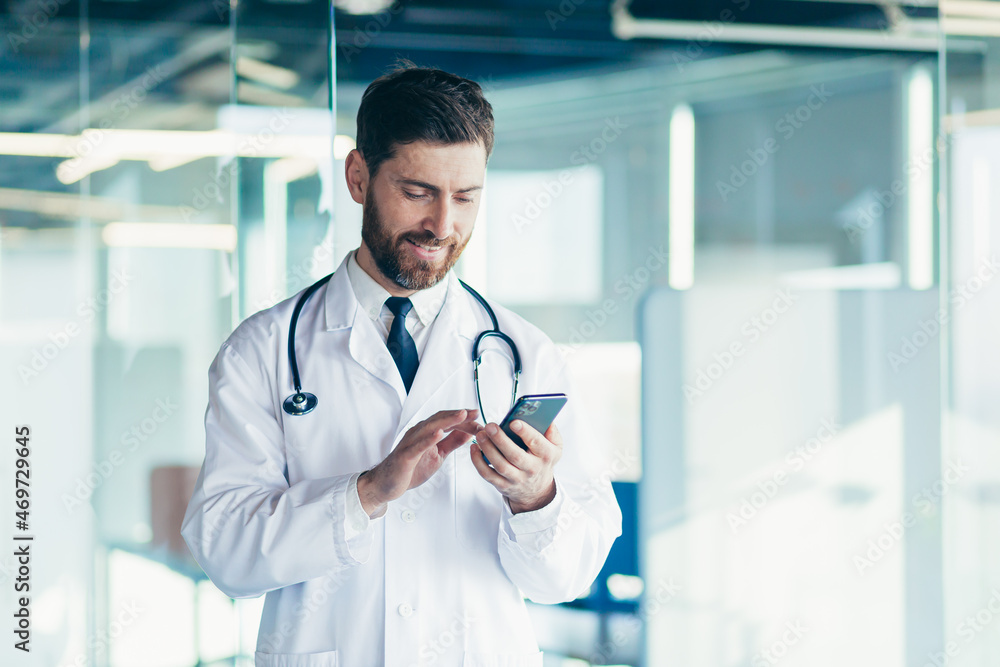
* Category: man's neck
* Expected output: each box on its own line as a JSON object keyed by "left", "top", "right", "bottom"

{"left": 355, "top": 244, "right": 416, "bottom": 298}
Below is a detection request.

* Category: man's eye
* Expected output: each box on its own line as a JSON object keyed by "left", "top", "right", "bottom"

{"left": 404, "top": 192, "right": 426, "bottom": 200}
{"left": 455, "top": 197, "right": 472, "bottom": 204}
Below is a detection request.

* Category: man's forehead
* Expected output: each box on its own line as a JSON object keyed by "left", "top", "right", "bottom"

{"left": 389, "top": 141, "right": 485, "bottom": 164}
{"left": 391, "top": 174, "right": 483, "bottom": 192}
{"left": 383, "top": 142, "right": 486, "bottom": 191}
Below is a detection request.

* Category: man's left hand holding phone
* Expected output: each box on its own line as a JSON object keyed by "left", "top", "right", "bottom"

{"left": 357, "top": 395, "right": 567, "bottom": 517}
{"left": 468, "top": 394, "right": 567, "bottom": 514}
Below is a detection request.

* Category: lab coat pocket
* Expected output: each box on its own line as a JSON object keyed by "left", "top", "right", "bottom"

{"left": 254, "top": 649, "right": 339, "bottom": 667}
{"left": 462, "top": 651, "right": 543, "bottom": 667}
{"left": 454, "top": 445, "right": 502, "bottom": 554}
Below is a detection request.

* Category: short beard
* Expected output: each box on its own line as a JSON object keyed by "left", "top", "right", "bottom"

{"left": 360, "top": 188, "right": 469, "bottom": 291}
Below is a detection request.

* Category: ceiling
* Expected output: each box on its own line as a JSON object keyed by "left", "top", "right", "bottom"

{"left": 0, "top": 0, "right": 940, "bottom": 200}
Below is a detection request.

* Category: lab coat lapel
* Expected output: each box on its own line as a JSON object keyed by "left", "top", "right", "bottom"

{"left": 396, "top": 273, "right": 479, "bottom": 435}
{"left": 324, "top": 255, "right": 407, "bottom": 405}
{"left": 349, "top": 308, "right": 408, "bottom": 404}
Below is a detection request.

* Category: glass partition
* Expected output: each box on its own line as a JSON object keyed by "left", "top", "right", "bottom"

{"left": 941, "top": 8, "right": 1000, "bottom": 667}
{"left": 641, "top": 282, "right": 942, "bottom": 666}
{"left": 1, "top": 0, "right": 333, "bottom": 664}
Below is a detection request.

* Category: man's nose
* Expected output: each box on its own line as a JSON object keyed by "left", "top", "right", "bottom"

{"left": 423, "top": 198, "right": 456, "bottom": 240}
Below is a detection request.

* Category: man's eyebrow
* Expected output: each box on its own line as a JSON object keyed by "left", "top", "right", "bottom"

{"left": 396, "top": 178, "right": 483, "bottom": 194}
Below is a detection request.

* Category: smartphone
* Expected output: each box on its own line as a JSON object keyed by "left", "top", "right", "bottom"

{"left": 500, "top": 393, "right": 568, "bottom": 450}
{"left": 479, "top": 393, "right": 567, "bottom": 465}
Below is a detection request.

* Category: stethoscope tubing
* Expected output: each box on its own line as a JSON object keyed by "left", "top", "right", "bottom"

{"left": 282, "top": 271, "right": 520, "bottom": 417}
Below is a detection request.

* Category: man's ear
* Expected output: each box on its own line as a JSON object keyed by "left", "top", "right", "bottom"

{"left": 344, "top": 149, "right": 369, "bottom": 205}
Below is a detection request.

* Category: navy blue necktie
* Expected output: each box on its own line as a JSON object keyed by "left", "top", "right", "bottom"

{"left": 384, "top": 296, "right": 418, "bottom": 392}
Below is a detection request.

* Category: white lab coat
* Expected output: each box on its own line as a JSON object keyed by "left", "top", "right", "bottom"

{"left": 181, "top": 252, "right": 622, "bottom": 667}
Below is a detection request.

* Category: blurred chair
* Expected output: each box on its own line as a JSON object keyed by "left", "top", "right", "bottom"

{"left": 151, "top": 465, "right": 202, "bottom": 563}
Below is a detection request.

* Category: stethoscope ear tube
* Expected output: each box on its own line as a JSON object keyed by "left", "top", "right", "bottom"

{"left": 466, "top": 282, "right": 521, "bottom": 421}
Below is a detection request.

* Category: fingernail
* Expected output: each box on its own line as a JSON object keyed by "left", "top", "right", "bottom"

{"left": 511, "top": 421, "right": 522, "bottom": 431}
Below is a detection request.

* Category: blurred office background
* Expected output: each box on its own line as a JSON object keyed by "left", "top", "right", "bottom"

{"left": 1, "top": 0, "right": 999, "bottom": 665}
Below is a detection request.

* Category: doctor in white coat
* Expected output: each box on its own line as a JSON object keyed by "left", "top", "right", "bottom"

{"left": 181, "top": 64, "right": 622, "bottom": 667}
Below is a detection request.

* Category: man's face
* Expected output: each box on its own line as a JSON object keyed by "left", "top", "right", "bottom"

{"left": 360, "top": 140, "right": 486, "bottom": 291}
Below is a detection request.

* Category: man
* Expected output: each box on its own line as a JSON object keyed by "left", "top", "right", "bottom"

{"left": 181, "top": 64, "right": 622, "bottom": 667}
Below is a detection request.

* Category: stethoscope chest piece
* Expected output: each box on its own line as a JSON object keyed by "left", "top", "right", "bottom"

{"left": 283, "top": 391, "right": 318, "bottom": 416}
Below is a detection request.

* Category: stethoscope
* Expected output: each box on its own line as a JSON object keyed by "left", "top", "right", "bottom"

{"left": 282, "top": 272, "right": 521, "bottom": 418}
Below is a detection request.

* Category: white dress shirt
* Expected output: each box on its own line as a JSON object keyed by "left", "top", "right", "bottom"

{"left": 346, "top": 248, "right": 449, "bottom": 359}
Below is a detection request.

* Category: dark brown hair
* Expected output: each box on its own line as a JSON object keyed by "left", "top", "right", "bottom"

{"left": 355, "top": 60, "right": 495, "bottom": 180}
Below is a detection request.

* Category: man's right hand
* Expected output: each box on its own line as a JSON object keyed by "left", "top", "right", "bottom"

{"left": 356, "top": 409, "right": 479, "bottom": 517}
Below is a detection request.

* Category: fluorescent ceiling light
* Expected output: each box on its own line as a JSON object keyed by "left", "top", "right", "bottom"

{"left": 236, "top": 56, "right": 300, "bottom": 90}
{"left": 972, "top": 157, "right": 991, "bottom": 266}
{"left": 942, "top": 0, "right": 1000, "bottom": 20}
{"left": 0, "top": 130, "right": 353, "bottom": 160}
{"left": 267, "top": 157, "right": 318, "bottom": 182}
{"left": 942, "top": 106, "right": 1000, "bottom": 131}
{"left": 103, "top": 222, "right": 237, "bottom": 251}
{"left": 333, "top": 134, "right": 355, "bottom": 160}
{"left": 0, "top": 187, "right": 186, "bottom": 222}
{"left": 941, "top": 0, "right": 1000, "bottom": 36}
{"left": 147, "top": 154, "right": 203, "bottom": 172}
{"left": 668, "top": 103, "right": 695, "bottom": 290}
{"left": 942, "top": 17, "right": 1000, "bottom": 37}
{"left": 57, "top": 155, "right": 120, "bottom": 184}
{"left": 334, "top": 0, "right": 395, "bottom": 14}
{"left": 907, "top": 66, "right": 934, "bottom": 290}
{"left": 236, "top": 81, "right": 307, "bottom": 107}
{"left": 0, "top": 133, "right": 78, "bottom": 157}
{"left": 0, "top": 129, "right": 357, "bottom": 180}
{"left": 780, "top": 262, "right": 902, "bottom": 290}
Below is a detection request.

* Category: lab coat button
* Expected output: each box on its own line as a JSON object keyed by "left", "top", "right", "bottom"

{"left": 398, "top": 603, "right": 413, "bottom": 617}
{"left": 401, "top": 509, "right": 416, "bottom": 523}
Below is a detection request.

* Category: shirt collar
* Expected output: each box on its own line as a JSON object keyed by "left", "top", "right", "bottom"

{"left": 346, "top": 248, "right": 449, "bottom": 327}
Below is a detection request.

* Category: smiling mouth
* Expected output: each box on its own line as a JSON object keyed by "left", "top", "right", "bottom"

{"left": 405, "top": 238, "right": 447, "bottom": 257}
{"left": 407, "top": 239, "right": 442, "bottom": 249}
